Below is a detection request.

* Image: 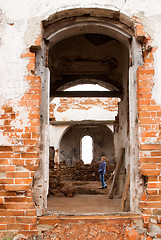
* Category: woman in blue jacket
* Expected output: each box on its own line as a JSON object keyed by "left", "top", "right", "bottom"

{"left": 98, "top": 156, "right": 108, "bottom": 189}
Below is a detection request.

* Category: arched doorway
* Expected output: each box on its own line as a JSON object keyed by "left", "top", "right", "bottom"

{"left": 35, "top": 8, "right": 143, "bottom": 215}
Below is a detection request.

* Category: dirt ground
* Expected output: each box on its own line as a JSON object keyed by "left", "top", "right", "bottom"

{"left": 46, "top": 194, "right": 121, "bottom": 215}
{"left": 46, "top": 180, "right": 121, "bottom": 215}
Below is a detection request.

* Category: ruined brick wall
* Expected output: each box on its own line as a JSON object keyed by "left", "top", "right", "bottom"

{"left": 135, "top": 18, "right": 161, "bottom": 237}
{"left": 0, "top": 40, "right": 41, "bottom": 237}
{"left": 49, "top": 97, "right": 119, "bottom": 119}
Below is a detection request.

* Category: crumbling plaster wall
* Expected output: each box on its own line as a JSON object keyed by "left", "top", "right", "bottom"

{"left": 50, "top": 97, "right": 119, "bottom": 121}
{"left": 49, "top": 97, "right": 118, "bottom": 164}
{"left": 59, "top": 125, "right": 114, "bottom": 165}
{"left": 1, "top": 0, "right": 161, "bottom": 238}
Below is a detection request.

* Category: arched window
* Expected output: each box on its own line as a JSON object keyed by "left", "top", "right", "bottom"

{"left": 81, "top": 135, "right": 93, "bottom": 164}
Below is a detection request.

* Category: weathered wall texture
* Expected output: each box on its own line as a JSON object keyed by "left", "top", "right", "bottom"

{"left": 59, "top": 125, "right": 114, "bottom": 164}
{"left": 50, "top": 97, "right": 119, "bottom": 121}
{"left": 1, "top": 0, "right": 161, "bottom": 239}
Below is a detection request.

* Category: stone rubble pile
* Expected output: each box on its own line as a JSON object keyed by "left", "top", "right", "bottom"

{"left": 49, "top": 159, "right": 115, "bottom": 197}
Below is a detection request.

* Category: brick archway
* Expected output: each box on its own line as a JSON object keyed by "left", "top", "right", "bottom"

{"left": 0, "top": 7, "right": 159, "bottom": 238}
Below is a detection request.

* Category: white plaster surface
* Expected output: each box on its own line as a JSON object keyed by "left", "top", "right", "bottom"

{"left": 49, "top": 124, "right": 68, "bottom": 148}
{"left": 54, "top": 106, "right": 117, "bottom": 121}
{"left": 50, "top": 96, "right": 118, "bottom": 121}
{"left": 10, "top": 101, "right": 29, "bottom": 130}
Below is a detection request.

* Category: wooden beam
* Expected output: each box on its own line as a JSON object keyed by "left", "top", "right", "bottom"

{"left": 109, "top": 148, "right": 125, "bottom": 199}
{"left": 51, "top": 91, "right": 122, "bottom": 98}
{"left": 121, "top": 165, "right": 130, "bottom": 212}
{"left": 50, "top": 120, "right": 116, "bottom": 126}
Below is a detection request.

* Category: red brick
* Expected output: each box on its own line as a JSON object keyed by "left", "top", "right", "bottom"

{"left": 3, "top": 107, "right": 13, "bottom": 113}
{"left": 0, "top": 166, "right": 15, "bottom": 172}
{"left": 4, "top": 126, "right": 15, "bottom": 132}
{"left": 6, "top": 172, "right": 29, "bottom": 178}
{"left": 124, "top": 226, "right": 141, "bottom": 240}
{"left": 28, "top": 113, "right": 40, "bottom": 120}
{"left": 0, "top": 152, "right": 12, "bottom": 158}
{"left": 140, "top": 158, "right": 161, "bottom": 163}
{"left": 24, "top": 165, "right": 38, "bottom": 171}
{"left": 139, "top": 105, "right": 161, "bottom": 111}
{"left": 0, "top": 216, "right": 14, "bottom": 224}
{"left": 148, "top": 196, "right": 161, "bottom": 201}
{"left": 151, "top": 151, "right": 161, "bottom": 156}
{"left": 24, "top": 94, "right": 40, "bottom": 101}
{"left": 147, "top": 189, "right": 158, "bottom": 195}
{"left": 15, "top": 216, "right": 37, "bottom": 224}
{"left": 0, "top": 191, "right": 16, "bottom": 196}
{"left": 138, "top": 69, "right": 154, "bottom": 76}
{"left": 21, "top": 152, "right": 38, "bottom": 158}
{"left": 139, "top": 112, "right": 150, "bottom": 118}
{"left": 157, "top": 112, "right": 161, "bottom": 117}
{"left": 137, "top": 87, "right": 151, "bottom": 93}
{"left": 150, "top": 99, "right": 156, "bottom": 105}
{"left": 19, "top": 100, "right": 28, "bottom": 107}
{"left": 25, "top": 210, "right": 36, "bottom": 216}
{"left": 27, "top": 100, "right": 40, "bottom": 107}
{"left": 13, "top": 153, "right": 21, "bottom": 158}
{"left": 0, "top": 209, "right": 24, "bottom": 216}
{"left": 140, "top": 163, "right": 157, "bottom": 169}
{"left": 32, "top": 133, "right": 39, "bottom": 139}
{"left": 151, "top": 112, "right": 157, "bottom": 118}
{"left": 145, "top": 202, "right": 161, "bottom": 208}
{"left": 0, "top": 146, "right": 13, "bottom": 151}
{"left": 27, "top": 88, "right": 40, "bottom": 94}
{"left": 4, "top": 119, "right": 12, "bottom": 126}
{"left": 0, "top": 179, "right": 13, "bottom": 184}
{"left": 142, "top": 209, "right": 152, "bottom": 214}
{"left": 148, "top": 176, "right": 158, "bottom": 182}
{"left": 27, "top": 63, "right": 35, "bottom": 71}
{"left": 5, "top": 197, "right": 33, "bottom": 203}
{"left": 0, "top": 159, "right": 12, "bottom": 165}
{"left": 148, "top": 182, "right": 161, "bottom": 188}
{"left": 138, "top": 99, "right": 150, "bottom": 106}
{"left": 0, "top": 225, "right": 6, "bottom": 230}
{"left": 25, "top": 126, "right": 39, "bottom": 133}
{"left": 7, "top": 223, "right": 29, "bottom": 230}
{"left": 5, "top": 185, "right": 30, "bottom": 192}
{"left": 23, "top": 139, "right": 38, "bottom": 145}
{"left": 21, "top": 52, "right": 35, "bottom": 58}
{"left": 30, "top": 224, "right": 37, "bottom": 230}
{"left": 0, "top": 185, "right": 5, "bottom": 190}
{"left": 21, "top": 133, "right": 31, "bottom": 138}
{"left": 28, "top": 120, "right": 40, "bottom": 126}
{"left": 26, "top": 75, "right": 41, "bottom": 82}
{"left": 0, "top": 203, "right": 35, "bottom": 210}
{"left": 141, "top": 144, "right": 161, "bottom": 150}
{"left": 13, "top": 159, "right": 24, "bottom": 165}
{"left": 141, "top": 131, "right": 158, "bottom": 137}
{"left": 15, "top": 179, "right": 32, "bottom": 184}
{"left": 10, "top": 113, "right": 15, "bottom": 119}
{"left": 139, "top": 118, "right": 160, "bottom": 124}
{"left": 140, "top": 170, "right": 160, "bottom": 176}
